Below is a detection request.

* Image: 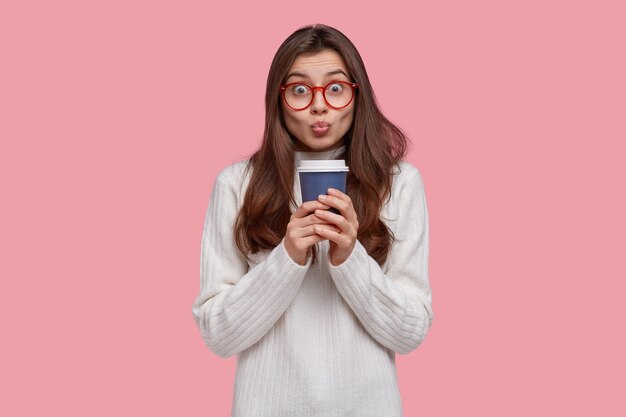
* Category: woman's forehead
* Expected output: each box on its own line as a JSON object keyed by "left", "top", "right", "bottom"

{"left": 288, "top": 50, "right": 348, "bottom": 75}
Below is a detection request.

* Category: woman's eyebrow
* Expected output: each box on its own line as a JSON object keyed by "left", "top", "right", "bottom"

{"left": 286, "top": 69, "right": 349, "bottom": 81}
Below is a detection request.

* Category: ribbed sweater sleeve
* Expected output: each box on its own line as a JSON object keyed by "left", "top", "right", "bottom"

{"left": 192, "top": 170, "right": 312, "bottom": 358}
{"left": 328, "top": 168, "right": 434, "bottom": 354}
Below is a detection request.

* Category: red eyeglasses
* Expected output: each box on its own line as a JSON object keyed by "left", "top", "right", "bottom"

{"left": 280, "top": 80, "right": 359, "bottom": 111}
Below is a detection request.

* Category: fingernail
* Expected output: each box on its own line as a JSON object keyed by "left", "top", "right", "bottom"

{"left": 315, "top": 210, "right": 324, "bottom": 216}
{"left": 318, "top": 194, "right": 326, "bottom": 200}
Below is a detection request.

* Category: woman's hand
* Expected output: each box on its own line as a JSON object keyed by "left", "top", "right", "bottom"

{"left": 284, "top": 200, "right": 342, "bottom": 266}
{"left": 313, "top": 188, "right": 360, "bottom": 266}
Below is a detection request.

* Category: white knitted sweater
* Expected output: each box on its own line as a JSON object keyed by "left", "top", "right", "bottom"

{"left": 192, "top": 145, "right": 434, "bottom": 417}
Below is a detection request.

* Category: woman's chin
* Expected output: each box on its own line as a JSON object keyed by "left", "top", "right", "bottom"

{"left": 307, "top": 136, "right": 340, "bottom": 148}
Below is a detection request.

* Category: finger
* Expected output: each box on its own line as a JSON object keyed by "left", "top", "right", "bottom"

{"left": 318, "top": 193, "right": 350, "bottom": 215}
{"left": 327, "top": 187, "right": 350, "bottom": 201}
{"left": 300, "top": 233, "right": 328, "bottom": 247}
{"left": 291, "top": 201, "right": 331, "bottom": 220}
{"left": 313, "top": 225, "right": 351, "bottom": 245}
{"left": 317, "top": 194, "right": 358, "bottom": 224}
{"left": 299, "top": 213, "right": 336, "bottom": 227}
{"left": 292, "top": 224, "right": 338, "bottom": 238}
{"left": 311, "top": 223, "right": 342, "bottom": 234}
{"left": 314, "top": 209, "right": 351, "bottom": 232}
{"left": 289, "top": 216, "right": 335, "bottom": 237}
{"left": 327, "top": 189, "right": 359, "bottom": 224}
{"left": 322, "top": 188, "right": 352, "bottom": 207}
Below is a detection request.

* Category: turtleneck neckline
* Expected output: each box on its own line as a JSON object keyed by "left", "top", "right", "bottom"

{"left": 294, "top": 144, "right": 346, "bottom": 168}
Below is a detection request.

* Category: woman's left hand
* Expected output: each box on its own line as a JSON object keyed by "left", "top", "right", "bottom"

{"left": 314, "top": 188, "right": 360, "bottom": 266}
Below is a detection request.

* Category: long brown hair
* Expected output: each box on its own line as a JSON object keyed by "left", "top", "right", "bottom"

{"left": 234, "top": 23, "right": 410, "bottom": 266}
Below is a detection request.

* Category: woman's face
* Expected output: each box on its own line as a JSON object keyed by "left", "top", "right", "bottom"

{"left": 281, "top": 49, "right": 356, "bottom": 152}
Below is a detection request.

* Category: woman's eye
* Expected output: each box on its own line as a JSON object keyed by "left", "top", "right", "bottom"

{"left": 293, "top": 85, "right": 308, "bottom": 95}
{"left": 328, "top": 83, "right": 343, "bottom": 93}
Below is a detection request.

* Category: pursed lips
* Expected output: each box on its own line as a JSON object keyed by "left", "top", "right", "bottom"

{"left": 311, "top": 121, "right": 331, "bottom": 128}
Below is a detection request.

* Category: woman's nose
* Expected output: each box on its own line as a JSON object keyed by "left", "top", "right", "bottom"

{"left": 310, "top": 89, "right": 328, "bottom": 114}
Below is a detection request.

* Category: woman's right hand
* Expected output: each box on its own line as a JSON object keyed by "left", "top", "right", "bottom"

{"left": 284, "top": 200, "right": 341, "bottom": 266}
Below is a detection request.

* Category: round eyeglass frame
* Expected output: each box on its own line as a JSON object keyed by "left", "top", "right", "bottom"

{"left": 280, "top": 80, "right": 359, "bottom": 111}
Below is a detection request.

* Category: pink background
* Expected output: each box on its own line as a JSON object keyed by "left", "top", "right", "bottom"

{"left": 2, "top": 0, "right": 624, "bottom": 415}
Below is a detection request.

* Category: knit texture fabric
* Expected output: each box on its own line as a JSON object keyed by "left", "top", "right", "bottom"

{"left": 192, "top": 145, "right": 434, "bottom": 417}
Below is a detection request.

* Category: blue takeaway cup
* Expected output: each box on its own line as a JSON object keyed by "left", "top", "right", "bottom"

{"left": 297, "top": 159, "right": 349, "bottom": 215}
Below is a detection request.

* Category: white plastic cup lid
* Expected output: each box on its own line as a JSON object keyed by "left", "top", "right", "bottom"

{"left": 297, "top": 159, "right": 349, "bottom": 173}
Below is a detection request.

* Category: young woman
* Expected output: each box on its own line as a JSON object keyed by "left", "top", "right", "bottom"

{"left": 192, "top": 24, "right": 434, "bottom": 417}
